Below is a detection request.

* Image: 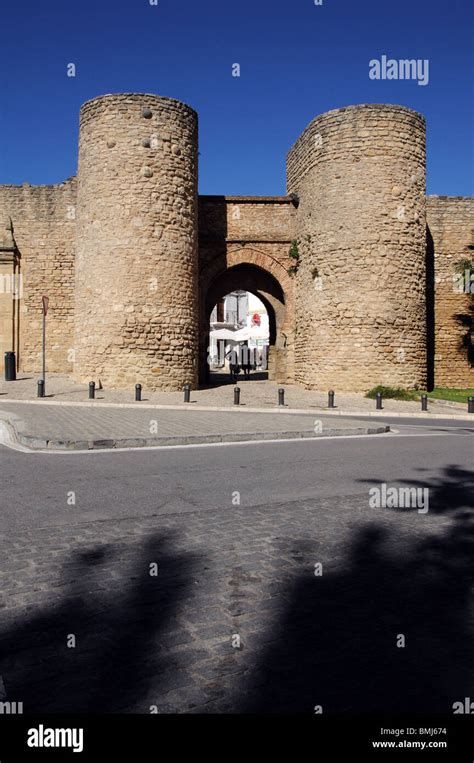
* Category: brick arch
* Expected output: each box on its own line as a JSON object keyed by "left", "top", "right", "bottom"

{"left": 205, "top": 264, "right": 285, "bottom": 338}
{"left": 199, "top": 245, "right": 293, "bottom": 301}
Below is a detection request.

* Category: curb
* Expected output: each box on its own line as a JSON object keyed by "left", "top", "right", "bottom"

{"left": 0, "top": 419, "right": 21, "bottom": 449}
{"left": 0, "top": 397, "right": 472, "bottom": 421}
{"left": 15, "top": 424, "right": 390, "bottom": 451}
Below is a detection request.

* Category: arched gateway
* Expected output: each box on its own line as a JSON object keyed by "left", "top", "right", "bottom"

{"left": 199, "top": 258, "right": 293, "bottom": 384}
{"left": 197, "top": 196, "right": 297, "bottom": 386}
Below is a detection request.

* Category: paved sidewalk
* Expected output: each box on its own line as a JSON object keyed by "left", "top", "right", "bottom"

{"left": 0, "top": 402, "right": 388, "bottom": 450}
{"left": 0, "top": 373, "right": 469, "bottom": 416}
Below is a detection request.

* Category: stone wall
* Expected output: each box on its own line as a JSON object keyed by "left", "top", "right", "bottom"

{"left": 199, "top": 195, "right": 295, "bottom": 244}
{"left": 287, "top": 104, "right": 427, "bottom": 392}
{"left": 0, "top": 95, "right": 471, "bottom": 393}
{"left": 427, "top": 196, "right": 474, "bottom": 388}
{"left": 74, "top": 93, "right": 199, "bottom": 391}
{"left": 0, "top": 180, "right": 76, "bottom": 374}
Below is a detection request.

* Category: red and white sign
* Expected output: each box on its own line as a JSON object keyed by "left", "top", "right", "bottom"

{"left": 251, "top": 313, "right": 261, "bottom": 326}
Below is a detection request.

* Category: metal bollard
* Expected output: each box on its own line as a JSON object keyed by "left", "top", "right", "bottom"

{"left": 328, "top": 390, "right": 335, "bottom": 409}
{"left": 37, "top": 379, "right": 45, "bottom": 398}
{"left": 375, "top": 391, "right": 383, "bottom": 410}
{"left": 468, "top": 396, "right": 474, "bottom": 414}
{"left": 278, "top": 388, "right": 285, "bottom": 406}
{"left": 234, "top": 386, "right": 240, "bottom": 406}
{"left": 4, "top": 351, "right": 16, "bottom": 381}
{"left": 183, "top": 383, "right": 191, "bottom": 403}
{"left": 89, "top": 381, "right": 95, "bottom": 400}
{"left": 135, "top": 383, "right": 142, "bottom": 402}
{"left": 421, "top": 394, "right": 428, "bottom": 411}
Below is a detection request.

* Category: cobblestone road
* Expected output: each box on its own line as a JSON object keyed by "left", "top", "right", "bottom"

{"left": 0, "top": 486, "right": 472, "bottom": 714}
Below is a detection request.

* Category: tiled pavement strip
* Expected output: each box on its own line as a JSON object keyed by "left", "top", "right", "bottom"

{"left": 0, "top": 403, "right": 387, "bottom": 449}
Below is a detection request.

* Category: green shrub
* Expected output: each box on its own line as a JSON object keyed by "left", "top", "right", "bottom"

{"left": 365, "top": 385, "right": 417, "bottom": 401}
{"left": 287, "top": 239, "right": 300, "bottom": 276}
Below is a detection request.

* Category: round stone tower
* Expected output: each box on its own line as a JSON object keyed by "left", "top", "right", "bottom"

{"left": 287, "top": 104, "right": 427, "bottom": 392}
{"left": 74, "top": 93, "right": 199, "bottom": 390}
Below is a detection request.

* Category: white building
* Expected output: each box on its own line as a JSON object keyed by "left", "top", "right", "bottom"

{"left": 209, "top": 291, "right": 269, "bottom": 369}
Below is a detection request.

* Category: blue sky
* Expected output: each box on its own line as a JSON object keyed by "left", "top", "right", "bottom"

{"left": 1, "top": 0, "right": 472, "bottom": 195}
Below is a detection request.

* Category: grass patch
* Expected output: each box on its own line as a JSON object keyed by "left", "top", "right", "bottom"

{"left": 421, "top": 388, "right": 474, "bottom": 404}
{"left": 365, "top": 386, "right": 474, "bottom": 404}
{"left": 365, "top": 385, "right": 418, "bottom": 401}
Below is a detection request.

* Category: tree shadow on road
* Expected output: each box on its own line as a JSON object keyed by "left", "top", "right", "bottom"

{"left": 0, "top": 532, "right": 201, "bottom": 713}
{"left": 359, "top": 462, "right": 474, "bottom": 517}
{"left": 241, "top": 465, "right": 474, "bottom": 713}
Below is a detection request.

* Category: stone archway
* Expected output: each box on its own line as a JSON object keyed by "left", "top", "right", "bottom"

{"left": 199, "top": 258, "right": 294, "bottom": 385}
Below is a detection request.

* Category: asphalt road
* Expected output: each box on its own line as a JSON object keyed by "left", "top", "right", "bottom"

{"left": 0, "top": 416, "right": 472, "bottom": 532}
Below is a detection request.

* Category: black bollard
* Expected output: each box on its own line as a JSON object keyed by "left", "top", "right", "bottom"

{"left": 89, "top": 381, "right": 95, "bottom": 400}
{"left": 183, "top": 383, "right": 191, "bottom": 403}
{"left": 234, "top": 386, "right": 240, "bottom": 406}
{"left": 468, "top": 396, "right": 474, "bottom": 414}
{"left": 135, "top": 383, "right": 142, "bottom": 402}
{"left": 376, "top": 391, "right": 383, "bottom": 410}
{"left": 421, "top": 394, "right": 428, "bottom": 411}
{"left": 4, "top": 351, "right": 16, "bottom": 381}
{"left": 278, "top": 388, "right": 285, "bottom": 406}
{"left": 37, "top": 379, "right": 45, "bottom": 398}
{"left": 328, "top": 390, "right": 335, "bottom": 409}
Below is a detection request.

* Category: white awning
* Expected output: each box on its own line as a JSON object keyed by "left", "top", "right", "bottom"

{"left": 209, "top": 328, "right": 239, "bottom": 340}
{"left": 233, "top": 326, "right": 269, "bottom": 341}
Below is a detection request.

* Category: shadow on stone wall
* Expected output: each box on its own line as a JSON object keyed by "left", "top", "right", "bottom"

{"left": 453, "top": 301, "right": 474, "bottom": 367}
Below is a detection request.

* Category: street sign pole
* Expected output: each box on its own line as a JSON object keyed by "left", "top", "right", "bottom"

{"left": 41, "top": 296, "right": 49, "bottom": 396}
{"left": 42, "top": 311, "right": 46, "bottom": 381}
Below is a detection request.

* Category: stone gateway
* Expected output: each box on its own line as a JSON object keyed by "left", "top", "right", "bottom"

{"left": 0, "top": 94, "right": 472, "bottom": 391}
